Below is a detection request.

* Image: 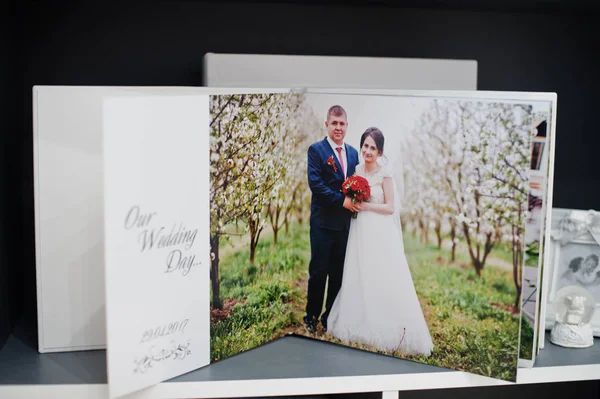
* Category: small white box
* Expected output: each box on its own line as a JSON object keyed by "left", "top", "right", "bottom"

{"left": 203, "top": 53, "right": 478, "bottom": 90}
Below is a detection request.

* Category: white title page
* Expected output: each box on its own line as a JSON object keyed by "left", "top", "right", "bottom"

{"left": 103, "top": 94, "right": 210, "bottom": 398}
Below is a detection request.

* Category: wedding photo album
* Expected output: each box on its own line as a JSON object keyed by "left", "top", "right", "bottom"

{"left": 207, "top": 90, "right": 556, "bottom": 382}
{"left": 31, "top": 86, "right": 557, "bottom": 398}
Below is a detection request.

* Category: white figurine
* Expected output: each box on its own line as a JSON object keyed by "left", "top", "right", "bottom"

{"left": 564, "top": 295, "right": 586, "bottom": 324}
{"left": 550, "top": 286, "right": 595, "bottom": 348}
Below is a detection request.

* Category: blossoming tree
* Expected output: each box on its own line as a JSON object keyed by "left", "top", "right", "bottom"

{"left": 267, "top": 94, "right": 322, "bottom": 243}
{"left": 209, "top": 93, "right": 292, "bottom": 308}
{"left": 460, "top": 101, "right": 534, "bottom": 307}
{"left": 209, "top": 93, "right": 320, "bottom": 309}
{"left": 403, "top": 98, "right": 534, "bottom": 307}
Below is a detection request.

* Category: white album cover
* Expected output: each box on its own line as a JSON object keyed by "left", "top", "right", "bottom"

{"left": 203, "top": 53, "right": 478, "bottom": 90}
{"left": 32, "top": 86, "right": 289, "bottom": 354}
{"left": 102, "top": 94, "right": 210, "bottom": 398}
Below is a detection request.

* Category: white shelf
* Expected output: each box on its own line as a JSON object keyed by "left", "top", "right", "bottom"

{"left": 0, "top": 332, "right": 598, "bottom": 399}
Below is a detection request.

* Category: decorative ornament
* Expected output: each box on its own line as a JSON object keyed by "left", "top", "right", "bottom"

{"left": 549, "top": 285, "right": 596, "bottom": 348}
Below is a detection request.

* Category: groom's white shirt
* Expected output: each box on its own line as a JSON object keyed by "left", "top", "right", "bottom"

{"left": 326, "top": 136, "right": 348, "bottom": 178}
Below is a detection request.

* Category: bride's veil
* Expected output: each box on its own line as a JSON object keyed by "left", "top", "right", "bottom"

{"left": 357, "top": 141, "right": 405, "bottom": 236}
{"left": 373, "top": 154, "right": 404, "bottom": 235}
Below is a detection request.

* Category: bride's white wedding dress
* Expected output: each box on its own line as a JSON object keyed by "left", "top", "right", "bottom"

{"left": 327, "top": 163, "right": 434, "bottom": 356}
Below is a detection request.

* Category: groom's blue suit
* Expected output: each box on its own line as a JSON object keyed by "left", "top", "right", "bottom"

{"left": 305, "top": 137, "right": 359, "bottom": 330}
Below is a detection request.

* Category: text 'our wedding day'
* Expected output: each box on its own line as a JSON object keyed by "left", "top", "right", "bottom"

{"left": 124, "top": 205, "right": 201, "bottom": 276}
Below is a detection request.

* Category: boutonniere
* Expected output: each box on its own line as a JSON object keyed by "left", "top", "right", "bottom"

{"left": 326, "top": 155, "right": 338, "bottom": 172}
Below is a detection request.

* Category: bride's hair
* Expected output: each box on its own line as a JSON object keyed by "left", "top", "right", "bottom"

{"left": 360, "top": 127, "right": 388, "bottom": 164}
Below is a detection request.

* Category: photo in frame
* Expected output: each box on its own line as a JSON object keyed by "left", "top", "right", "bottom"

{"left": 543, "top": 208, "right": 600, "bottom": 337}
{"left": 208, "top": 90, "right": 557, "bottom": 382}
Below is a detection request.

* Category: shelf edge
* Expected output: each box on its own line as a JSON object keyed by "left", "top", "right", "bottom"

{"left": 2, "top": 364, "right": 599, "bottom": 399}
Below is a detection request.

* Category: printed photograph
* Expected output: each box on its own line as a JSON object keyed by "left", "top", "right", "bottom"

{"left": 208, "top": 92, "right": 552, "bottom": 382}
{"left": 554, "top": 243, "right": 600, "bottom": 303}
{"left": 519, "top": 112, "right": 552, "bottom": 361}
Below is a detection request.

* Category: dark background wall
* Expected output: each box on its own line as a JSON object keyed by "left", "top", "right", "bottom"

{"left": 3, "top": 0, "right": 599, "bottom": 395}
{"left": 1, "top": 2, "right": 18, "bottom": 351}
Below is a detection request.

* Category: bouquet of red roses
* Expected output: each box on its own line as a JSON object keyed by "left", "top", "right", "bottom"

{"left": 341, "top": 175, "right": 370, "bottom": 219}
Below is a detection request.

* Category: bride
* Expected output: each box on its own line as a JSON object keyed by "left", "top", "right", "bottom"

{"left": 326, "top": 127, "right": 434, "bottom": 356}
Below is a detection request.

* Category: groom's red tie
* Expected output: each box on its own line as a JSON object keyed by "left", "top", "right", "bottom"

{"left": 336, "top": 147, "right": 345, "bottom": 176}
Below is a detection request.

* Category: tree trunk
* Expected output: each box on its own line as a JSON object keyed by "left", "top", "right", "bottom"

{"left": 512, "top": 204, "right": 524, "bottom": 313}
{"left": 210, "top": 235, "right": 222, "bottom": 310}
{"left": 435, "top": 221, "right": 442, "bottom": 249}
{"left": 462, "top": 221, "right": 493, "bottom": 277}
{"left": 274, "top": 208, "right": 280, "bottom": 244}
{"left": 449, "top": 218, "right": 457, "bottom": 262}
{"left": 268, "top": 205, "right": 281, "bottom": 245}
{"left": 249, "top": 219, "right": 257, "bottom": 264}
{"left": 514, "top": 283, "right": 522, "bottom": 312}
{"left": 418, "top": 219, "right": 429, "bottom": 244}
{"left": 250, "top": 244, "right": 256, "bottom": 264}
{"left": 248, "top": 217, "right": 264, "bottom": 264}
{"left": 284, "top": 204, "right": 292, "bottom": 235}
{"left": 451, "top": 243, "right": 457, "bottom": 262}
{"left": 474, "top": 261, "right": 482, "bottom": 277}
{"left": 296, "top": 200, "right": 305, "bottom": 226}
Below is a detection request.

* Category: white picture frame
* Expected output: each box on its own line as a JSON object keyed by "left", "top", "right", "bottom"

{"left": 543, "top": 208, "right": 600, "bottom": 337}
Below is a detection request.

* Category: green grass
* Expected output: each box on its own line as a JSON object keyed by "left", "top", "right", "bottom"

{"left": 396, "top": 232, "right": 520, "bottom": 381}
{"left": 210, "top": 222, "right": 522, "bottom": 382}
{"left": 490, "top": 242, "right": 517, "bottom": 265}
{"left": 414, "top": 229, "right": 515, "bottom": 270}
{"left": 525, "top": 241, "right": 540, "bottom": 267}
{"left": 519, "top": 315, "right": 534, "bottom": 360}
{"left": 210, "top": 222, "right": 310, "bottom": 361}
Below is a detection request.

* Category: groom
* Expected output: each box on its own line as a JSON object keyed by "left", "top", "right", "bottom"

{"left": 304, "top": 105, "right": 360, "bottom": 333}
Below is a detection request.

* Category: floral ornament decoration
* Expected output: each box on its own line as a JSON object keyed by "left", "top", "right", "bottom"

{"left": 133, "top": 340, "right": 192, "bottom": 374}
{"left": 557, "top": 209, "right": 600, "bottom": 246}
{"left": 326, "top": 155, "right": 338, "bottom": 172}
